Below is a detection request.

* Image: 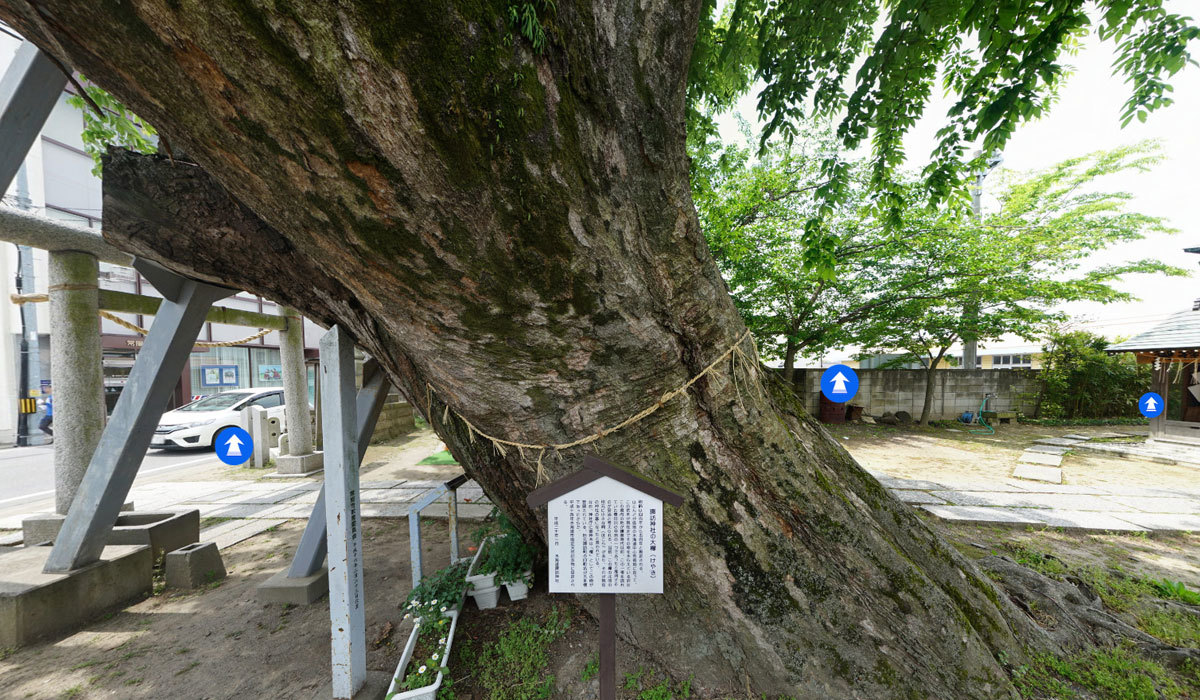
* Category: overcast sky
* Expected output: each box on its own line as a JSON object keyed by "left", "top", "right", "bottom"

{"left": 716, "top": 22, "right": 1199, "bottom": 360}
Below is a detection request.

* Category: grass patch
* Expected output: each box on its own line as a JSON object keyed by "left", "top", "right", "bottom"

{"left": 1136, "top": 609, "right": 1200, "bottom": 648}
{"left": 1013, "top": 644, "right": 1194, "bottom": 699}
{"left": 623, "top": 667, "right": 693, "bottom": 699}
{"left": 199, "top": 516, "right": 233, "bottom": 529}
{"left": 471, "top": 604, "right": 571, "bottom": 699}
{"left": 1002, "top": 542, "right": 1071, "bottom": 580}
{"left": 417, "top": 450, "right": 458, "bottom": 466}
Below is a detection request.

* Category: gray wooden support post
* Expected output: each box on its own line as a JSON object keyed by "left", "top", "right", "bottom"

{"left": 320, "top": 326, "right": 366, "bottom": 698}
{"left": 0, "top": 41, "right": 67, "bottom": 194}
{"left": 44, "top": 260, "right": 232, "bottom": 573}
{"left": 49, "top": 251, "right": 106, "bottom": 514}
{"left": 286, "top": 359, "right": 388, "bottom": 579}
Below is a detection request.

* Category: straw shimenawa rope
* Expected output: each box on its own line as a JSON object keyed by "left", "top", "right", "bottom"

{"left": 426, "top": 328, "right": 763, "bottom": 484}
{"left": 11, "top": 292, "right": 274, "bottom": 347}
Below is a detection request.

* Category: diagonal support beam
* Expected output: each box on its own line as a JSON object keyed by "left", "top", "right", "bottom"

{"left": 44, "top": 260, "right": 233, "bottom": 572}
{"left": 0, "top": 41, "right": 67, "bottom": 195}
{"left": 287, "top": 358, "right": 389, "bottom": 578}
{"left": 321, "top": 326, "right": 366, "bottom": 698}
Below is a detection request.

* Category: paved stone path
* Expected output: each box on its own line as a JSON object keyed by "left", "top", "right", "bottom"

{"left": 873, "top": 470, "right": 1200, "bottom": 532}
{"left": 0, "top": 475, "right": 491, "bottom": 549}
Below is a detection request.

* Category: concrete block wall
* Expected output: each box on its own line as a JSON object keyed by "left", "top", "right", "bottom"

{"left": 794, "top": 369, "right": 1040, "bottom": 420}
{"left": 370, "top": 399, "right": 415, "bottom": 442}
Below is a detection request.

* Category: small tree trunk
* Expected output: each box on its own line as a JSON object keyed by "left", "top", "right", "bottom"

{"left": 919, "top": 349, "right": 948, "bottom": 425}
{"left": 782, "top": 336, "right": 798, "bottom": 384}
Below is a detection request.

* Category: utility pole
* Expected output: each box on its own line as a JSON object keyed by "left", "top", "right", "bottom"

{"left": 961, "top": 151, "right": 1002, "bottom": 370}
{"left": 13, "top": 163, "right": 43, "bottom": 446}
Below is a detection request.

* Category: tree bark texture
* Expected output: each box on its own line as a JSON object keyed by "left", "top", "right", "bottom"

{"left": 1, "top": 1, "right": 1056, "bottom": 695}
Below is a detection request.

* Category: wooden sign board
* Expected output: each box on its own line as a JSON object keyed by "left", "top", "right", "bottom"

{"left": 546, "top": 475, "right": 664, "bottom": 594}
{"left": 528, "top": 456, "right": 683, "bottom": 700}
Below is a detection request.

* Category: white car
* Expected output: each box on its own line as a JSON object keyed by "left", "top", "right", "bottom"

{"left": 151, "top": 388, "right": 287, "bottom": 450}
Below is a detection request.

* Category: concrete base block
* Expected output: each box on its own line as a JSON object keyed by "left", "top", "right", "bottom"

{"left": 0, "top": 544, "right": 152, "bottom": 647}
{"left": 309, "top": 670, "right": 392, "bottom": 700}
{"left": 21, "top": 514, "right": 65, "bottom": 546}
{"left": 256, "top": 566, "right": 328, "bottom": 605}
{"left": 164, "top": 541, "right": 226, "bottom": 589}
{"left": 276, "top": 451, "right": 324, "bottom": 475}
{"left": 107, "top": 510, "right": 200, "bottom": 562}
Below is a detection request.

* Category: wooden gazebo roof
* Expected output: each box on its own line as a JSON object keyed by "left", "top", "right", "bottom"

{"left": 1107, "top": 309, "right": 1200, "bottom": 363}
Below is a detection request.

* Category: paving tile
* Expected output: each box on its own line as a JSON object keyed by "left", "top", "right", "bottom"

{"left": 890, "top": 490, "right": 948, "bottom": 505}
{"left": 1011, "top": 464, "right": 1062, "bottom": 483}
{"left": 1033, "top": 437, "right": 1085, "bottom": 447}
{"left": 1021, "top": 509, "right": 1148, "bottom": 531}
{"left": 1110, "top": 513, "right": 1200, "bottom": 532}
{"left": 361, "top": 504, "right": 416, "bottom": 518}
{"left": 361, "top": 488, "right": 407, "bottom": 503}
{"left": 1102, "top": 497, "right": 1200, "bottom": 514}
{"left": 207, "top": 503, "right": 283, "bottom": 518}
{"left": 1061, "top": 434, "right": 1092, "bottom": 440}
{"left": 1026, "top": 445, "right": 1071, "bottom": 455}
{"left": 1018, "top": 452, "right": 1063, "bottom": 467}
{"left": 268, "top": 504, "right": 317, "bottom": 518}
{"left": 946, "top": 492, "right": 1132, "bottom": 511}
{"left": 1011, "top": 483, "right": 1112, "bottom": 495}
{"left": 212, "top": 519, "right": 287, "bottom": 549}
{"left": 920, "top": 505, "right": 1043, "bottom": 525}
{"left": 936, "top": 480, "right": 1030, "bottom": 493}
{"left": 931, "top": 491, "right": 1002, "bottom": 506}
{"left": 360, "top": 480, "right": 408, "bottom": 489}
{"left": 883, "top": 478, "right": 948, "bottom": 491}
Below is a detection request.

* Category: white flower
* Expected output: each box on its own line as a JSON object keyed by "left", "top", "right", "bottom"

{"left": 430, "top": 599, "right": 438, "bottom": 605}
{"left": 439, "top": 637, "right": 447, "bottom": 645}
{"left": 439, "top": 606, "right": 447, "bottom": 612}
{"left": 418, "top": 665, "right": 427, "bottom": 674}
{"left": 403, "top": 613, "right": 411, "bottom": 620}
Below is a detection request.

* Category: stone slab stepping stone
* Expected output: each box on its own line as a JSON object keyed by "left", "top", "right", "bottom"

{"left": 1021, "top": 509, "right": 1148, "bottom": 532}
{"left": 1103, "top": 496, "right": 1200, "bottom": 514}
{"left": 890, "top": 490, "right": 948, "bottom": 505}
{"left": 1091, "top": 432, "right": 1131, "bottom": 439}
{"left": 882, "top": 478, "right": 947, "bottom": 491}
{"left": 1062, "top": 434, "right": 1092, "bottom": 441}
{"left": 1034, "top": 437, "right": 1084, "bottom": 447}
{"left": 1027, "top": 445, "right": 1070, "bottom": 455}
{"left": 1012, "top": 463, "right": 1062, "bottom": 484}
{"left": 1019, "top": 452, "right": 1063, "bottom": 467}
{"left": 920, "top": 505, "right": 1043, "bottom": 526}
{"left": 1109, "top": 512, "right": 1200, "bottom": 532}
{"left": 930, "top": 490, "right": 998, "bottom": 506}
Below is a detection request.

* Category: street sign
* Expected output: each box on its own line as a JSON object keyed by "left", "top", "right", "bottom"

{"left": 215, "top": 425, "right": 253, "bottom": 466}
{"left": 1139, "top": 391, "right": 1165, "bottom": 418}
{"left": 820, "top": 364, "right": 859, "bottom": 403}
{"left": 527, "top": 456, "right": 683, "bottom": 700}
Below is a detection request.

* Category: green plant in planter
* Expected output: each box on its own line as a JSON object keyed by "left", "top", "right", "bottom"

{"left": 388, "top": 618, "right": 452, "bottom": 696}
{"left": 484, "top": 511, "right": 536, "bottom": 586}
{"left": 403, "top": 561, "right": 470, "bottom": 622}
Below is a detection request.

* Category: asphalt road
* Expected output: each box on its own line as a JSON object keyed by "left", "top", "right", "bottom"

{"left": 0, "top": 444, "right": 223, "bottom": 526}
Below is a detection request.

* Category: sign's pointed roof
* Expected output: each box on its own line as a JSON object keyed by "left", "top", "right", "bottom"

{"left": 526, "top": 455, "right": 685, "bottom": 508}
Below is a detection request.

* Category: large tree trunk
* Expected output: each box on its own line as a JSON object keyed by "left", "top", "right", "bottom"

{"left": 0, "top": 2, "right": 1054, "bottom": 695}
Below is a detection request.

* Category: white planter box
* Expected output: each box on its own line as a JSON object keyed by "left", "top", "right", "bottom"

{"left": 385, "top": 611, "right": 460, "bottom": 700}
{"left": 504, "top": 579, "right": 529, "bottom": 601}
{"left": 465, "top": 535, "right": 500, "bottom": 590}
{"left": 469, "top": 584, "right": 500, "bottom": 610}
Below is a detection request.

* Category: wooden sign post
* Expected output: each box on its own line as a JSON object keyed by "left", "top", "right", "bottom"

{"left": 527, "top": 455, "right": 683, "bottom": 700}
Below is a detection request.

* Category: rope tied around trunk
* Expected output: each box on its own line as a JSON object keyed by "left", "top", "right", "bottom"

{"left": 426, "top": 328, "right": 764, "bottom": 484}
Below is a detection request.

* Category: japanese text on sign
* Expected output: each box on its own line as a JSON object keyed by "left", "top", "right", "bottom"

{"left": 546, "top": 476, "right": 664, "bottom": 594}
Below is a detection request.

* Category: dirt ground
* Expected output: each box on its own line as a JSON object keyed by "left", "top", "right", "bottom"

{"left": 834, "top": 421, "right": 1200, "bottom": 491}
{"left": 0, "top": 518, "right": 480, "bottom": 699}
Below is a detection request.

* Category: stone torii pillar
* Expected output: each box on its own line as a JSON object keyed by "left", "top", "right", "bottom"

{"left": 48, "top": 250, "right": 106, "bottom": 514}
{"left": 275, "top": 306, "right": 322, "bottom": 475}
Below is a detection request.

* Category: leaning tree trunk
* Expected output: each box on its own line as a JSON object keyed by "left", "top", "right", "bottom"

{"left": 1, "top": 2, "right": 1054, "bottom": 695}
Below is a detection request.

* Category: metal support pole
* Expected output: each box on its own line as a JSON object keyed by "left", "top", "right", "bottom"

{"left": 0, "top": 41, "right": 67, "bottom": 194}
{"left": 44, "top": 261, "right": 232, "bottom": 572}
{"left": 320, "top": 326, "right": 366, "bottom": 699}
{"left": 49, "top": 251, "right": 106, "bottom": 514}
{"left": 286, "top": 358, "right": 388, "bottom": 579}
